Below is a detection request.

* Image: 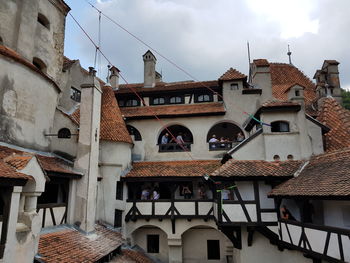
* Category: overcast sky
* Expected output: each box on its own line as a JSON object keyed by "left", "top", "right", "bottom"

{"left": 64, "top": 0, "right": 350, "bottom": 90}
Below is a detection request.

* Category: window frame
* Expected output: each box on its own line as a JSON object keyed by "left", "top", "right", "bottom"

{"left": 70, "top": 87, "right": 81, "bottom": 102}
{"left": 271, "top": 121, "right": 290, "bottom": 133}
{"left": 169, "top": 96, "right": 184, "bottom": 104}
{"left": 116, "top": 181, "right": 123, "bottom": 200}
{"left": 125, "top": 99, "right": 140, "bottom": 107}
{"left": 114, "top": 209, "right": 123, "bottom": 228}
{"left": 207, "top": 240, "right": 220, "bottom": 260}
{"left": 151, "top": 97, "right": 165, "bottom": 105}
{"left": 147, "top": 234, "right": 160, "bottom": 253}
{"left": 194, "top": 93, "right": 213, "bottom": 103}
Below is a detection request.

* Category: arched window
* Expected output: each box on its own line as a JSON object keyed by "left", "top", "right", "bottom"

{"left": 152, "top": 97, "right": 165, "bottom": 105}
{"left": 207, "top": 122, "right": 244, "bottom": 150}
{"left": 287, "top": 154, "right": 294, "bottom": 160}
{"left": 58, "top": 128, "right": 71, "bottom": 139}
{"left": 37, "top": 13, "right": 50, "bottom": 29}
{"left": 127, "top": 125, "right": 142, "bottom": 141}
{"left": 32, "top": 57, "right": 47, "bottom": 73}
{"left": 158, "top": 125, "right": 193, "bottom": 152}
{"left": 271, "top": 121, "right": 290, "bottom": 132}
{"left": 273, "top": 155, "right": 280, "bottom": 161}
{"left": 196, "top": 94, "right": 212, "bottom": 103}
{"left": 125, "top": 99, "right": 139, "bottom": 107}
{"left": 169, "top": 96, "right": 183, "bottom": 104}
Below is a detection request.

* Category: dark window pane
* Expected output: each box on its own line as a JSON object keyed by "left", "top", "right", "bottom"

{"left": 70, "top": 87, "right": 81, "bottom": 102}
{"left": 271, "top": 121, "right": 290, "bottom": 132}
{"left": 116, "top": 181, "right": 123, "bottom": 200}
{"left": 207, "top": 240, "right": 220, "bottom": 260}
{"left": 147, "top": 235, "right": 159, "bottom": 253}
{"left": 114, "top": 209, "right": 123, "bottom": 227}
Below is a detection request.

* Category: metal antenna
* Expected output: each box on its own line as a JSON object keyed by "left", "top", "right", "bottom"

{"left": 247, "top": 41, "right": 252, "bottom": 83}
{"left": 287, "top": 44, "right": 292, "bottom": 65}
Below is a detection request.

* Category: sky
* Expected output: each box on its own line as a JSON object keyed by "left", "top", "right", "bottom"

{"left": 63, "top": 0, "right": 350, "bottom": 90}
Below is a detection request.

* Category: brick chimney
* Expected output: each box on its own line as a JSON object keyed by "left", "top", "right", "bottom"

{"left": 143, "top": 50, "right": 157, "bottom": 88}
{"left": 73, "top": 67, "right": 101, "bottom": 233}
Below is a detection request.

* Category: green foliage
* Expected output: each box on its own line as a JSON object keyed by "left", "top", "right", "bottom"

{"left": 341, "top": 89, "right": 350, "bottom": 110}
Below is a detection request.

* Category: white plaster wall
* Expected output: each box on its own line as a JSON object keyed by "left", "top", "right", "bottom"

{"left": 182, "top": 228, "right": 231, "bottom": 263}
{"left": 231, "top": 132, "right": 265, "bottom": 160}
{"left": 306, "top": 119, "right": 324, "bottom": 155}
{"left": 258, "top": 182, "right": 275, "bottom": 208}
{"left": 0, "top": 57, "right": 58, "bottom": 151}
{"left": 235, "top": 181, "right": 254, "bottom": 200}
{"left": 50, "top": 110, "right": 79, "bottom": 159}
{"left": 132, "top": 227, "right": 169, "bottom": 263}
{"left": 96, "top": 141, "right": 132, "bottom": 226}
{"left": 323, "top": 200, "right": 350, "bottom": 229}
{"left": 0, "top": 0, "right": 66, "bottom": 82}
{"left": 250, "top": 65, "right": 273, "bottom": 103}
{"left": 233, "top": 230, "right": 312, "bottom": 263}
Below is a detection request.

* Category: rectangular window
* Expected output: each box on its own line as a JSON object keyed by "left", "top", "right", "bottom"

{"left": 207, "top": 240, "right": 220, "bottom": 260}
{"left": 230, "top": 83, "right": 239, "bottom": 90}
{"left": 70, "top": 87, "right": 81, "bottom": 102}
{"left": 114, "top": 209, "right": 123, "bottom": 228}
{"left": 116, "top": 181, "right": 123, "bottom": 200}
{"left": 147, "top": 235, "right": 159, "bottom": 253}
{"left": 194, "top": 94, "right": 213, "bottom": 103}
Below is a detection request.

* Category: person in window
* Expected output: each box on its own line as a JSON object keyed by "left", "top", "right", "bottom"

{"left": 141, "top": 187, "right": 150, "bottom": 200}
{"left": 152, "top": 187, "right": 160, "bottom": 200}
{"left": 161, "top": 133, "right": 169, "bottom": 144}
{"left": 209, "top": 134, "right": 219, "bottom": 149}
{"left": 236, "top": 132, "right": 244, "bottom": 142}
{"left": 198, "top": 183, "right": 207, "bottom": 199}
{"left": 182, "top": 185, "right": 192, "bottom": 199}
{"left": 281, "top": 205, "right": 296, "bottom": 221}
{"left": 176, "top": 133, "right": 185, "bottom": 144}
{"left": 221, "top": 187, "right": 231, "bottom": 200}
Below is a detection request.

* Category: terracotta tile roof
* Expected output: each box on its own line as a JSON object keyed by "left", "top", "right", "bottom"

{"left": 111, "top": 249, "right": 154, "bottom": 263}
{"left": 253, "top": 59, "right": 270, "bottom": 67}
{"left": 125, "top": 160, "right": 221, "bottom": 178}
{"left": 121, "top": 102, "right": 225, "bottom": 118}
{"left": 37, "top": 224, "right": 123, "bottom": 263}
{"left": 269, "top": 63, "right": 316, "bottom": 105}
{"left": 100, "top": 86, "right": 132, "bottom": 143}
{"left": 317, "top": 98, "right": 350, "bottom": 152}
{"left": 4, "top": 155, "right": 33, "bottom": 170}
{"left": 0, "top": 145, "right": 79, "bottom": 177}
{"left": 0, "top": 161, "right": 33, "bottom": 180}
{"left": 219, "top": 68, "right": 247, "bottom": 81}
{"left": 211, "top": 159, "right": 304, "bottom": 177}
{"left": 261, "top": 100, "right": 301, "bottom": 108}
{"left": 269, "top": 148, "right": 350, "bottom": 197}
{"left": 69, "top": 108, "right": 80, "bottom": 125}
{"left": 116, "top": 80, "right": 219, "bottom": 94}
{"left": 0, "top": 45, "right": 60, "bottom": 91}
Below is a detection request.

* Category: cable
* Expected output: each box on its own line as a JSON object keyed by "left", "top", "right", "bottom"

{"left": 68, "top": 12, "right": 194, "bottom": 160}
{"left": 82, "top": 0, "right": 270, "bottom": 127}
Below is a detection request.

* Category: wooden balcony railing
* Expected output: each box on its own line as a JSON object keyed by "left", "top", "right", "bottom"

{"left": 37, "top": 203, "right": 67, "bottom": 228}
{"left": 279, "top": 219, "right": 350, "bottom": 263}
{"left": 209, "top": 142, "right": 238, "bottom": 151}
{"left": 159, "top": 143, "right": 192, "bottom": 152}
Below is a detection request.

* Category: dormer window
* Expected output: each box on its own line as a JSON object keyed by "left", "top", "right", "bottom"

{"left": 295, "top": 90, "right": 300, "bottom": 97}
{"left": 230, "top": 83, "right": 239, "bottom": 90}
{"left": 152, "top": 97, "right": 165, "bottom": 105}
{"left": 195, "top": 94, "right": 213, "bottom": 103}
{"left": 37, "top": 13, "right": 50, "bottom": 30}
{"left": 271, "top": 121, "right": 290, "bottom": 132}
{"left": 70, "top": 87, "right": 81, "bottom": 102}
{"left": 125, "top": 99, "right": 139, "bottom": 107}
{"left": 170, "top": 96, "right": 183, "bottom": 104}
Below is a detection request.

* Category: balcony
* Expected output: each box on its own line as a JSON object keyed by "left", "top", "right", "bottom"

{"left": 279, "top": 219, "right": 350, "bottom": 262}
{"left": 208, "top": 141, "right": 237, "bottom": 151}
{"left": 159, "top": 143, "right": 192, "bottom": 152}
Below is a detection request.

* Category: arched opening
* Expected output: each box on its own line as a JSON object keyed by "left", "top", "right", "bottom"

{"left": 126, "top": 125, "right": 142, "bottom": 141}
{"left": 32, "top": 57, "right": 47, "bottom": 73}
{"left": 207, "top": 122, "right": 244, "bottom": 150}
{"left": 182, "top": 226, "right": 231, "bottom": 262}
{"left": 131, "top": 226, "right": 169, "bottom": 263}
{"left": 158, "top": 124, "right": 193, "bottom": 152}
{"left": 37, "top": 13, "right": 50, "bottom": 29}
{"left": 58, "top": 128, "right": 71, "bottom": 139}
{"left": 271, "top": 121, "right": 290, "bottom": 132}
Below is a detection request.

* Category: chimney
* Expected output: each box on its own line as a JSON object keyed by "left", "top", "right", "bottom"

{"left": 288, "top": 84, "right": 305, "bottom": 108}
{"left": 143, "top": 50, "right": 157, "bottom": 88}
{"left": 250, "top": 59, "right": 272, "bottom": 102}
{"left": 109, "top": 66, "right": 120, "bottom": 90}
{"left": 314, "top": 60, "right": 342, "bottom": 105}
{"left": 73, "top": 67, "right": 102, "bottom": 233}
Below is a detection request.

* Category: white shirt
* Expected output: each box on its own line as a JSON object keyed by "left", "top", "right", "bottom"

{"left": 209, "top": 137, "right": 218, "bottom": 143}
